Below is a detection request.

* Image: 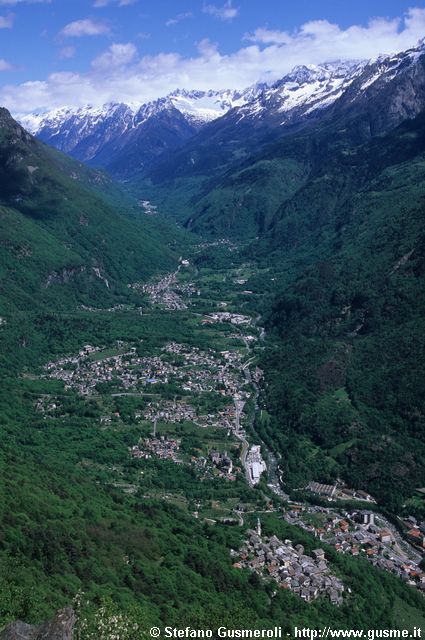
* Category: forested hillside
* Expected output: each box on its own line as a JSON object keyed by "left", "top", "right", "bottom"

{"left": 256, "top": 112, "right": 425, "bottom": 511}
{"left": 0, "top": 107, "right": 177, "bottom": 316}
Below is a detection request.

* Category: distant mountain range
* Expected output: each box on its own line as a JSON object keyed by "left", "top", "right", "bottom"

{"left": 17, "top": 87, "right": 265, "bottom": 178}
{"left": 17, "top": 42, "right": 425, "bottom": 180}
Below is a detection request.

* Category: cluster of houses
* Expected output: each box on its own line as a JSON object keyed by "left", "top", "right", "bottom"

{"left": 44, "top": 347, "right": 173, "bottom": 395}
{"left": 402, "top": 514, "right": 425, "bottom": 550}
{"left": 130, "top": 430, "right": 238, "bottom": 481}
{"left": 195, "top": 238, "right": 238, "bottom": 252}
{"left": 44, "top": 334, "right": 262, "bottom": 491}
{"left": 202, "top": 312, "right": 253, "bottom": 326}
{"left": 161, "top": 342, "right": 250, "bottom": 399}
{"left": 139, "top": 199, "right": 158, "bottom": 216}
{"left": 129, "top": 268, "right": 199, "bottom": 311}
{"left": 306, "top": 481, "right": 376, "bottom": 503}
{"left": 130, "top": 435, "right": 181, "bottom": 462}
{"left": 232, "top": 521, "right": 345, "bottom": 605}
{"left": 43, "top": 339, "right": 250, "bottom": 401}
{"left": 35, "top": 395, "right": 61, "bottom": 417}
{"left": 80, "top": 303, "right": 143, "bottom": 315}
{"left": 190, "top": 449, "right": 238, "bottom": 481}
{"left": 140, "top": 401, "right": 197, "bottom": 424}
{"left": 140, "top": 399, "right": 237, "bottom": 431}
{"left": 209, "top": 449, "right": 234, "bottom": 477}
{"left": 284, "top": 506, "right": 425, "bottom": 593}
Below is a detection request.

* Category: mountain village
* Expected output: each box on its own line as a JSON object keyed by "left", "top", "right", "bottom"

{"left": 232, "top": 519, "right": 345, "bottom": 605}
{"left": 37, "top": 262, "right": 425, "bottom": 601}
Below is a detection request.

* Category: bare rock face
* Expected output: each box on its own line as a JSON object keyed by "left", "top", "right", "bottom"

{"left": 0, "top": 607, "right": 76, "bottom": 640}
{"left": 0, "top": 621, "right": 39, "bottom": 640}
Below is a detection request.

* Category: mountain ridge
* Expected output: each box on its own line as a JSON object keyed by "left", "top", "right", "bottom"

{"left": 16, "top": 59, "right": 370, "bottom": 179}
{"left": 1, "top": 37, "right": 425, "bottom": 638}
{"left": 16, "top": 87, "right": 266, "bottom": 177}
{"left": 141, "top": 40, "right": 425, "bottom": 237}
{"left": 16, "top": 42, "right": 425, "bottom": 183}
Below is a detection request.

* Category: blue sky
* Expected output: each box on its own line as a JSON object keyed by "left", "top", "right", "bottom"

{"left": 0, "top": 0, "right": 424, "bottom": 113}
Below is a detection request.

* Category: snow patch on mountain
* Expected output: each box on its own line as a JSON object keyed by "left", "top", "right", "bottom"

{"left": 17, "top": 88, "right": 261, "bottom": 137}
{"left": 236, "top": 61, "right": 366, "bottom": 124}
{"left": 168, "top": 89, "right": 248, "bottom": 124}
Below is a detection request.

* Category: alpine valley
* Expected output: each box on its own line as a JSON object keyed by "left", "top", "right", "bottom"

{"left": 1, "top": 34, "right": 425, "bottom": 640}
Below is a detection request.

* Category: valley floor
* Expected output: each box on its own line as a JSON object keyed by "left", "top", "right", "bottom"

{"left": 32, "top": 244, "right": 425, "bottom": 596}
{"left": 1, "top": 239, "right": 425, "bottom": 634}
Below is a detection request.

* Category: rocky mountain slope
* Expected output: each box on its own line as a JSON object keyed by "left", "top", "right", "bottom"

{"left": 17, "top": 42, "right": 425, "bottom": 187}
{"left": 17, "top": 60, "right": 371, "bottom": 180}
{"left": 0, "top": 608, "right": 75, "bottom": 640}
{"left": 147, "top": 41, "right": 425, "bottom": 235}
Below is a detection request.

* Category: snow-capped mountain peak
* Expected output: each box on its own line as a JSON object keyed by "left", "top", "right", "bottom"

{"left": 15, "top": 87, "right": 265, "bottom": 172}
{"left": 15, "top": 42, "right": 425, "bottom": 179}
{"left": 16, "top": 88, "right": 261, "bottom": 174}
{"left": 18, "top": 88, "right": 254, "bottom": 136}
{"left": 167, "top": 89, "right": 238, "bottom": 124}
{"left": 235, "top": 60, "right": 366, "bottom": 124}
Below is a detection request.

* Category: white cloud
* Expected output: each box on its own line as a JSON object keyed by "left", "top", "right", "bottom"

{"left": 92, "top": 42, "right": 137, "bottom": 70}
{"left": 203, "top": 1, "right": 239, "bottom": 21}
{"left": 60, "top": 18, "right": 110, "bottom": 38}
{"left": 93, "top": 0, "right": 136, "bottom": 7}
{"left": 3, "top": 7, "right": 425, "bottom": 114}
{"left": 0, "top": 58, "right": 14, "bottom": 70}
{"left": 59, "top": 46, "right": 76, "bottom": 59}
{"left": 243, "top": 28, "right": 291, "bottom": 45}
{"left": 196, "top": 38, "right": 219, "bottom": 57}
{"left": 0, "top": 12, "right": 13, "bottom": 27}
{"left": 0, "top": 0, "right": 49, "bottom": 4}
{"left": 244, "top": 9, "right": 425, "bottom": 61}
{"left": 166, "top": 12, "right": 192, "bottom": 27}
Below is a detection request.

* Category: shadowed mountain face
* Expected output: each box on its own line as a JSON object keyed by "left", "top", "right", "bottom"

{"left": 34, "top": 103, "right": 198, "bottom": 179}
{"left": 143, "top": 45, "right": 424, "bottom": 191}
